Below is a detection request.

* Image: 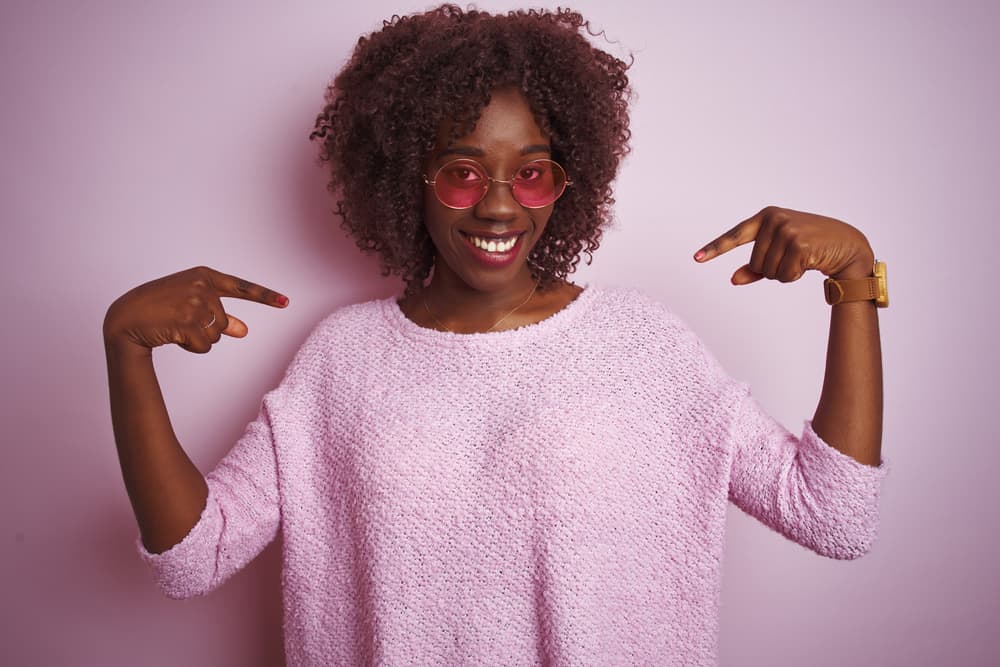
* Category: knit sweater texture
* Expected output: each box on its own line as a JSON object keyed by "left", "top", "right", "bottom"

{"left": 136, "top": 285, "right": 889, "bottom": 665}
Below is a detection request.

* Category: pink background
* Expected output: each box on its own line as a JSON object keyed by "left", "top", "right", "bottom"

{"left": 2, "top": 1, "right": 998, "bottom": 664}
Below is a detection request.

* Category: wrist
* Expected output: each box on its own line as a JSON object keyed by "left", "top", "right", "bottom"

{"left": 831, "top": 251, "right": 876, "bottom": 281}
{"left": 104, "top": 334, "right": 152, "bottom": 362}
{"left": 824, "top": 258, "right": 888, "bottom": 308}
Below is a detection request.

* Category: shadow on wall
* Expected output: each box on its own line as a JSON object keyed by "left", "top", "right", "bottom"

{"left": 107, "top": 129, "right": 371, "bottom": 667}
{"left": 286, "top": 107, "right": 405, "bottom": 305}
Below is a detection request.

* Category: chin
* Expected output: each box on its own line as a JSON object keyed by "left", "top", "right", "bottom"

{"left": 453, "top": 264, "right": 527, "bottom": 293}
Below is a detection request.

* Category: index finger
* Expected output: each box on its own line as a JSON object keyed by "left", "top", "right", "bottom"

{"left": 201, "top": 267, "right": 289, "bottom": 307}
{"left": 693, "top": 212, "right": 763, "bottom": 262}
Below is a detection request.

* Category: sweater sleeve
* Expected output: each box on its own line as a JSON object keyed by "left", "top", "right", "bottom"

{"left": 134, "top": 390, "right": 283, "bottom": 599}
{"left": 726, "top": 387, "right": 889, "bottom": 559}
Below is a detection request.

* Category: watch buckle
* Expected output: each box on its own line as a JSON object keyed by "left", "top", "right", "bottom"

{"left": 824, "top": 278, "right": 845, "bottom": 305}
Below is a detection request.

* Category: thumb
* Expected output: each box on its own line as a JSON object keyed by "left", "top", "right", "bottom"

{"left": 731, "top": 265, "right": 764, "bottom": 285}
{"left": 221, "top": 314, "right": 249, "bottom": 338}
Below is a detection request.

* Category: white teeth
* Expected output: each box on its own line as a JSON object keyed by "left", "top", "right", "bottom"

{"left": 469, "top": 235, "right": 518, "bottom": 253}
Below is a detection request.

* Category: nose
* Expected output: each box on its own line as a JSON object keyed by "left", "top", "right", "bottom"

{"left": 473, "top": 177, "right": 519, "bottom": 221}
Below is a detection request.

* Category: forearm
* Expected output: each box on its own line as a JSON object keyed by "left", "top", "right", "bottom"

{"left": 693, "top": 207, "right": 885, "bottom": 466}
{"left": 811, "top": 268, "right": 884, "bottom": 466}
{"left": 105, "top": 338, "right": 209, "bottom": 554}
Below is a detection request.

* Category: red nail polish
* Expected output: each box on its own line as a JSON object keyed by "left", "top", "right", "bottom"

{"left": 694, "top": 250, "right": 705, "bottom": 261}
{"left": 276, "top": 295, "right": 288, "bottom": 306}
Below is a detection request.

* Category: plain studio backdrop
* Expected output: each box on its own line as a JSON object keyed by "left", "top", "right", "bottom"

{"left": 2, "top": 1, "right": 997, "bottom": 665}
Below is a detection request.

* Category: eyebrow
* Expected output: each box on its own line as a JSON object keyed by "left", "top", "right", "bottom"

{"left": 436, "top": 143, "right": 551, "bottom": 159}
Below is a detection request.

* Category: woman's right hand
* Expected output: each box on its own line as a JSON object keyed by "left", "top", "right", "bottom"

{"left": 103, "top": 266, "right": 289, "bottom": 354}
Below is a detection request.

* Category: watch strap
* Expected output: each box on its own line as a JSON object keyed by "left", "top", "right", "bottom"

{"left": 823, "top": 261, "right": 888, "bottom": 307}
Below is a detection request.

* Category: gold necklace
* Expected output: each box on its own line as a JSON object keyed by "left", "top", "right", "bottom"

{"left": 422, "top": 281, "right": 540, "bottom": 333}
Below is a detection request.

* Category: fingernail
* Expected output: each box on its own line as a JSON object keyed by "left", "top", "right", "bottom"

{"left": 694, "top": 250, "right": 705, "bottom": 261}
{"left": 276, "top": 295, "right": 289, "bottom": 306}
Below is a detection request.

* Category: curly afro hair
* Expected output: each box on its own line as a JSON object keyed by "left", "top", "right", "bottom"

{"left": 309, "top": 4, "right": 632, "bottom": 295}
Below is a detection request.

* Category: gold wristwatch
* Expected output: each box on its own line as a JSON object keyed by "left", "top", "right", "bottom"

{"left": 823, "top": 260, "right": 889, "bottom": 307}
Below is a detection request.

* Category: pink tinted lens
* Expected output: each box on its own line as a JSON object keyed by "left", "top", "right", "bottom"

{"left": 434, "top": 160, "right": 487, "bottom": 209}
{"left": 512, "top": 160, "right": 566, "bottom": 208}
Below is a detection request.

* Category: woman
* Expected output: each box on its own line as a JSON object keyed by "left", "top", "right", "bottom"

{"left": 104, "top": 6, "right": 888, "bottom": 665}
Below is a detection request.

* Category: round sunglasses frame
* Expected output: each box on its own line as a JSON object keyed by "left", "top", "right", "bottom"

{"left": 423, "top": 158, "right": 572, "bottom": 210}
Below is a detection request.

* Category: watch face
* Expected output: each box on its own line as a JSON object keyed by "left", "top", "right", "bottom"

{"left": 874, "top": 261, "right": 889, "bottom": 308}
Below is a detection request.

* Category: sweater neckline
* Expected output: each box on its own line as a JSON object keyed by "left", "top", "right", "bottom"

{"left": 382, "top": 283, "right": 596, "bottom": 347}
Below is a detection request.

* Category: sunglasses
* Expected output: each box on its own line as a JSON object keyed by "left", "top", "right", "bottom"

{"left": 424, "top": 158, "right": 572, "bottom": 210}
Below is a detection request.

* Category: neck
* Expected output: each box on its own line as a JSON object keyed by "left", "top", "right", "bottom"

{"left": 422, "top": 265, "right": 540, "bottom": 333}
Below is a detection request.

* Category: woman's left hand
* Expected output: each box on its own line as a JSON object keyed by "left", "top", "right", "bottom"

{"left": 693, "top": 206, "right": 875, "bottom": 282}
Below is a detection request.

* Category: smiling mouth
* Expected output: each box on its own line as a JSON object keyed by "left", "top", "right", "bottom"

{"left": 460, "top": 231, "right": 524, "bottom": 254}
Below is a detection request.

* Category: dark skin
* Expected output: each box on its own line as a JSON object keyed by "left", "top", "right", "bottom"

{"left": 397, "top": 87, "right": 583, "bottom": 332}
{"left": 103, "top": 267, "right": 289, "bottom": 553}
{"left": 104, "top": 88, "right": 880, "bottom": 555}
{"left": 695, "top": 208, "right": 883, "bottom": 466}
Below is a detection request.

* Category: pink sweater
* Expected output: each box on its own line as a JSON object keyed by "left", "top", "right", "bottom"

{"left": 136, "top": 285, "right": 888, "bottom": 665}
